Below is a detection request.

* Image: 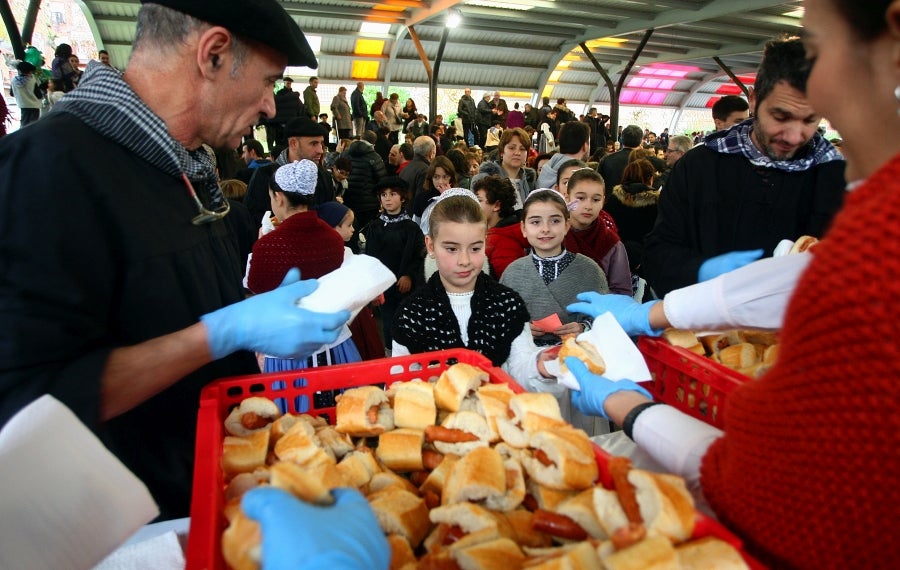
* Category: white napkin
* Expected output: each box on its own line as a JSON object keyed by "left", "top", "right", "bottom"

{"left": 773, "top": 238, "right": 794, "bottom": 257}
{"left": 93, "top": 530, "right": 185, "bottom": 570}
{"left": 545, "top": 312, "right": 652, "bottom": 390}
{"left": 0, "top": 395, "right": 159, "bottom": 569}
{"left": 296, "top": 253, "right": 396, "bottom": 321}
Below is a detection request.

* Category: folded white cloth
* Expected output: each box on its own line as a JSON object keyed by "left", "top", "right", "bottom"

{"left": 297, "top": 253, "right": 396, "bottom": 321}
{"left": 545, "top": 312, "right": 652, "bottom": 390}
{"left": 0, "top": 396, "right": 159, "bottom": 569}
{"left": 93, "top": 530, "right": 185, "bottom": 570}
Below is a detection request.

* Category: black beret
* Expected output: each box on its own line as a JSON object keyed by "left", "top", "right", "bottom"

{"left": 141, "top": 0, "right": 317, "bottom": 68}
{"left": 285, "top": 117, "right": 325, "bottom": 138}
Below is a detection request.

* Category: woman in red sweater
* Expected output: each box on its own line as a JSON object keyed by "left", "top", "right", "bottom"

{"left": 565, "top": 1, "right": 900, "bottom": 567}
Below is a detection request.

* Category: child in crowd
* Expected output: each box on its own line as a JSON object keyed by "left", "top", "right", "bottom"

{"left": 500, "top": 189, "right": 608, "bottom": 346}
{"left": 412, "top": 156, "right": 457, "bottom": 233}
{"left": 317, "top": 200, "right": 385, "bottom": 361}
{"left": 563, "top": 168, "right": 633, "bottom": 296}
{"left": 246, "top": 160, "right": 361, "bottom": 371}
{"left": 361, "top": 177, "right": 425, "bottom": 353}
{"left": 553, "top": 158, "right": 588, "bottom": 199}
{"left": 391, "top": 190, "right": 560, "bottom": 397}
{"left": 475, "top": 174, "right": 526, "bottom": 279}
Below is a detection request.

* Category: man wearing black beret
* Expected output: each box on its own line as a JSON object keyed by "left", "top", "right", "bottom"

{"left": 244, "top": 116, "right": 337, "bottom": 226}
{"left": 0, "top": 0, "right": 351, "bottom": 521}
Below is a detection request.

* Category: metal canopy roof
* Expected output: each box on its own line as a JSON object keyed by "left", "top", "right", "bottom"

{"left": 79, "top": 0, "right": 804, "bottom": 110}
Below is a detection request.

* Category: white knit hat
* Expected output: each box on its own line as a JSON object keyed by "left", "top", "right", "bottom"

{"left": 274, "top": 160, "right": 317, "bottom": 195}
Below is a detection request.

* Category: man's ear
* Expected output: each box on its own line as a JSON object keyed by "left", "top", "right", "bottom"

{"left": 196, "top": 26, "right": 233, "bottom": 79}
{"left": 747, "top": 86, "right": 757, "bottom": 117}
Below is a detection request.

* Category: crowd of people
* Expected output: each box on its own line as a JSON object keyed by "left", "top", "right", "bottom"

{"left": 2, "top": 0, "right": 898, "bottom": 567}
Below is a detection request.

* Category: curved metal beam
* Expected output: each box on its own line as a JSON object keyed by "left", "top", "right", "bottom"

{"left": 383, "top": 25, "right": 410, "bottom": 93}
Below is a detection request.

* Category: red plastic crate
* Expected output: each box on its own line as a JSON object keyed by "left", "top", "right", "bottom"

{"left": 638, "top": 336, "right": 749, "bottom": 429}
{"left": 187, "top": 348, "right": 762, "bottom": 569}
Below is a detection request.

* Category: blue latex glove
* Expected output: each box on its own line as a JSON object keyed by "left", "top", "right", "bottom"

{"left": 697, "top": 249, "right": 764, "bottom": 282}
{"left": 566, "top": 292, "right": 663, "bottom": 337}
{"left": 242, "top": 487, "right": 390, "bottom": 570}
{"left": 201, "top": 268, "right": 350, "bottom": 360}
{"left": 566, "top": 357, "right": 652, "bottom": 420}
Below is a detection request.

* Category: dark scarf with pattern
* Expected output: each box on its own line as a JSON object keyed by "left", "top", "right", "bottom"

{"left": 52, "top": 61, "right": 225, "bottom": 209}
{"left": 392, "top": 272, "right": 530, "bottom": 366}
{"left": 532, "top": 250, "right": 575, "bottom": 285}
{"left": 380, "top": 211, "right": 411, "bottom": 224}
{"left": 704, "top": 118, "right": 843, "bottom": 173}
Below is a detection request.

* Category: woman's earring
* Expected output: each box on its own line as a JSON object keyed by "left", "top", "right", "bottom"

{"left": 895, "top": 86, "right": 900, "bottom": 118}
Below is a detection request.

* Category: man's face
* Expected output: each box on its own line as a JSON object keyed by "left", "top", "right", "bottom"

{"left": 750, "top": 81, "right": 820, "bottom": 161}
{"left": 99, "top": 52, "right": 110, "bottom": 66}
{"left": 665, "top": 146, "right": 684, "bottom": 167}
{"left": 292, "top": 136, "right": 325, "bottom": 163}
{"left": 357, "top": 82, "right": 364, "bottom": 91}
{"left": 647, "top": 133, "right": 657, "bottom": 144}
{"left": 311, "top": 78, "right": 318, "bottom": 89}
{"left": 465, "top": 88, "right": 471, "bottom": 97}
{"left": 205, "top": 42, "right": 285, "bottom": 148}
{"left": 332, "top": 166, "right": 349, "bottom": 183}
{"left": 283, "top": 80, "right": 293, "bottom": 91}
{"left": 388, "top": 146, "right": 401, "bottom": 165}
{"left": 241, "top": 144, "right": 255, "bottom": 165}
{"left": 493, "top": 91, "right": 500, "bottom": 101}
{"left": 714, "top": 109, "right": 750, "bottom": 131}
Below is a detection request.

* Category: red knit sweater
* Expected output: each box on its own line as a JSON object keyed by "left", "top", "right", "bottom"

{"left": 701, "top": 153, "right": 900, "bottom": 568}
{"left": 247, "top": 210, "right": 344, "bottom": 294}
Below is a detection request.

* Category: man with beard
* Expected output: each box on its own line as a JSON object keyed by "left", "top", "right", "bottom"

{"left": 643, "top": 37, "right": 845, "bottom": 297}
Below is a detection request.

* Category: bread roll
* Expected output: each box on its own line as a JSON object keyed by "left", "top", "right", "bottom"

{"left": 442, "top": 446, "right": 506, "bottom": 505}
{"left": 431, "top": 410, "right": 492, "bottom": 456}
{"left": 497, "top": 393, "right": 566, "bottom": 448}
{"left": 629, "top": 470, "right": 695, "bottom": 543}
{"left": 483, "top": 457, "right": 526, "bottom": 512}
{"left": 314, "top": 425, "right": 354, "bottom": 460}
{"left": 419, "top": 453, "right": 460, "bottom": 497}
{"left": 526, "top": 478, "right": 576, "bottom": 511}
{"left": 335, "top": 385, "right": 391, "bottom": 437}
{"left": 336, "top": 447, "right": 382, "bottom": 487}
{"left": 555, "top": 488, "right": 605, "bottom": 540}
{"left": 600, "top": 534, "right": 679, "bottom": 570}
{"left": 377, "top": 428, "right": 426, "bottom": 472}
{"left": 558, "top": 337, "right": 606, "bottom": 375}
{"left": 387, "top": 533, "right": 417, "bottom": 570}
{"left": 368, "top": 487, "right": 431, "bottom": 548}
{"left": 366, "top": 470, "right": 420, "bottom": 496}
{"left": 269, "top": 460, "right": 334, "bottom": 505}
{"left": 476, "top": 383, "right": 516, "bottom": 442}
{"left": 521, "top": 540, "right": 601, "bottom": 569}
{"left": 221, "top": 512, "right": 261, "bottom": 570}
{"left": 789, "top": 235, "right": 818, "bottom": 254}
{"left": 451, "top": 537, "right": 525, "bottom": 570}
{"left": 434, "top": 363, "right": 488, "bottom": 412}
{"left": 676, "top": 537, "right": 749, "bottom": 569}
{"left": 592, "top": 487, "right": 630, "bottom": 538}
{"left": 522, "top": 426, "right": 598, "bottom": 491}
{"left": 224, "top": 396, "right": 281, "bottom": 437}
{"left": 222, "top": 429, "right": 270, "bottom": 478}
{"left": 273, "top": 421, "right": 334, "bottom": 469}
{"left": 503, "top": 510, "right": 553, "bottom": 549}
{"left": 391, "top": 381, "right": 437, "bottom": 430}
{"left": 718, "top": 343, "right": 758, "bottom": 370}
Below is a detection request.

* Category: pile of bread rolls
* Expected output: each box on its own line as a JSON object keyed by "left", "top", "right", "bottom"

{"left": 661, "top": 328, "right": 780, "bottom": 379}
{"left": 219, "top": 363, "right": 749, "bottom": 570}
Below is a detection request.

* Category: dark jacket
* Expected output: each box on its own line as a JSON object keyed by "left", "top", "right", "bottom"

{"left": 643, "top": 145, "right": 846, "bottom": 296}
{"left": 272, "top": 88, "right": 301, "bottom": 125}
{"left": 476, "top": 98, "right": 493, "bottom": 127}
{"left": 400, "top": 154, "right": 431, "bottom": 205}
{"left": 598, "top": 147, "right": 634, "bottom": 190}
{"left": 604, "top": 182, "right": 660, "bottom": 274}
{"left": 457, "top": 94, "right": 477, "bottom": 124}
{"left": 351, "top": 88, "right": 368, "bottom": 120}
{"left": 341, "top": 140, "right": 386, "bottom": 223}
{"left": 0, "top": 113, "right": 258, "bottom": 519}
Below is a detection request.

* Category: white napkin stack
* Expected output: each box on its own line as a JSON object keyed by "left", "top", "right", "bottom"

{"left": 0, "top": 395, "right": 159, "bottom": 569}
{"left": 296, "top": 253, "right": 396, "bottom": 321}
{"left": 545, "top": 312, "right": 652, "bottom": 390}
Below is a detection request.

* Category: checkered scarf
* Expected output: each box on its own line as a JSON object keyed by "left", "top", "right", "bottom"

{"left": 704, "top": 118, "right": 843, "bottom": 173}
{"left": 51, "top": 61, "right": 225, "bottom": 208}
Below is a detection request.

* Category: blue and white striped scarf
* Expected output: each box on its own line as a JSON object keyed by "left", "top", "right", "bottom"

{"left": 52, "top": 61, "right": 225, "bottom": 208}
{"left": 704, "top": 118, "right": 843, "bottom": 173}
